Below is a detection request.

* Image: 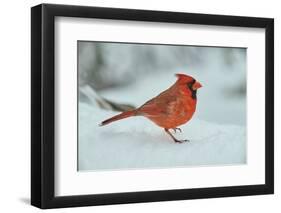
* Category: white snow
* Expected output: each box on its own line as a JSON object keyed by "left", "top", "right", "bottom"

{"left": 78, "top": 103, "right": 246, "bottom": 171}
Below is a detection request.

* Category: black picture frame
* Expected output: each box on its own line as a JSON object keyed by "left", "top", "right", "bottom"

{"left": 31, "top": 3, "right": 274, "bottom": 209}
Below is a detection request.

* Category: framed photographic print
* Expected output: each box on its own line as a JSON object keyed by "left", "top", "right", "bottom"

{"left": 31, "top": 3, "right": 274, "bottom": 209}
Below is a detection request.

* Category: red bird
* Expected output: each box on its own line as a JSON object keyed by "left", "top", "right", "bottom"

{"left": 100, "top": 73, "right": 202, "bottom": 143}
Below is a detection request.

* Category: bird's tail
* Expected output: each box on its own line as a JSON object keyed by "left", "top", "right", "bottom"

{"left": 99, "top": 110, "right": 137, "bottom": 126}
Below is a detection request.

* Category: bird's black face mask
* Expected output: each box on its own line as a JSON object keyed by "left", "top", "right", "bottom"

{"left": 187, "top": 80, "right": 197, "bottom": 100}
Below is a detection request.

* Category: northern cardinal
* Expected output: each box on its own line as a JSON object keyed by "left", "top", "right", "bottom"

{"left": 100, "top": 73, "right": 202, "bottom": 143}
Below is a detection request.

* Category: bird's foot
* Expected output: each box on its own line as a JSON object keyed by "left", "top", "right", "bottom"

{"left": 172, "top": 128, "right": 182, "bottom": 133}
{"left": 174, "top": 139, "right": 189, "bottom": 143}
{"left": 164, "top": 128, "right": 189, "bottom": 144}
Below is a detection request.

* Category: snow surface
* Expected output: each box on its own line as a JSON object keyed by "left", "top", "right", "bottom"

{"left": 78, "top": 103, "right": 246, "bottom": 171}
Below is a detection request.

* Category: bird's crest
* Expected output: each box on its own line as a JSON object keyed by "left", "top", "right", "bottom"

{"left": 175, "top": 73, "right": 194, "bottom": 82}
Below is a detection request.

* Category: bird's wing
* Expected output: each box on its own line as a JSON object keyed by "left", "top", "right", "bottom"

{"left": 138, "top": 91, "right": 178, "bottom": 117}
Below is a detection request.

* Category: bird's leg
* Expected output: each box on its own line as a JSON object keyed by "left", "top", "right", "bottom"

{"left": 172, "top": 127, "right": 182, "bottom": 133}
{"left": 164, "top": 128, "right": 189, "bottom": 143}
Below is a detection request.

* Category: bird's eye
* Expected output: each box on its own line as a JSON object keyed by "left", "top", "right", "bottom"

{"left": 187, "top": 80, "right": 196, "bottom": 90}
{"left": 187, "top": 82, "right": 193, "bottom": 90}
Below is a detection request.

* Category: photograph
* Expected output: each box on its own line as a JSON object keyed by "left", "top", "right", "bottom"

{"left": 78, "top": 41, "right": 247, "bottom": 171}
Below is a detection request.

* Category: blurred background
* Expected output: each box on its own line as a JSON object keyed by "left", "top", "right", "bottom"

{"left": 78, "top": 41, "right": 246, "bottom": 125}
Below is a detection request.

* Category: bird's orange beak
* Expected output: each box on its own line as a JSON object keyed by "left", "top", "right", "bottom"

{"left": 192, "top": 81, "right": 202, "bottom": 90}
